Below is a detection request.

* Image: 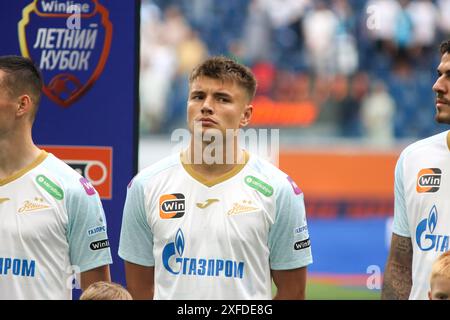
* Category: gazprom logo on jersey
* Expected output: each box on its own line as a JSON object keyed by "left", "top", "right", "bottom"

{"left": 0, "top": 257, "right": 35, "bottom": 277}
{"left": 416, "top": 168, "right": 441, "bottom": 193}
{"left": 415, "top": 205, "right": 449, "bottom": 252}
{"left": 159, "top": 193, "right": 185, "bottom": 219}
{"left": 87, "top": 224, "right": 106, "bottom": 237}
{"left": 162, "top": 229, "right": 245, "bottom": 279}
{"left": 18, "top": 0, "right": 113, "bottom": 107}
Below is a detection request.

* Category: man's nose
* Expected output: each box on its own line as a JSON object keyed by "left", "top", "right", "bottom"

{"left": 200, "top": 96, "right": 214, "bottom": 114}
{"left": 433, "top": 76, "right": 447, "bottom": 95}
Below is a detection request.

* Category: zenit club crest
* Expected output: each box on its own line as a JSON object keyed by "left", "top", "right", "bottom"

{"left": 18, "top": 0, "right": 113, "bottom": 107}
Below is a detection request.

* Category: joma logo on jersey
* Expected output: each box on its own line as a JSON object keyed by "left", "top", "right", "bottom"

{"left": 416, "top": 205, "right": 449, "bottom": 252}
{"left": 159, "top": 193, "right": 185, "bottom": 219}
{"left": 196, "top": 199, "right": 219, "bottom": 209}
{"left": 416, "top": 168, "right": 442, "bottom": 193}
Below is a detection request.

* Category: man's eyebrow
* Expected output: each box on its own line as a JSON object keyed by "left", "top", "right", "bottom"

{"left": 189, "top": 90, "right": 204, "bottom": 95}
{"left": 213, "top": 91, "right": 232, "bottom": 97}
{"left": 437, "top": 67, "right": 450, "bottom": 75}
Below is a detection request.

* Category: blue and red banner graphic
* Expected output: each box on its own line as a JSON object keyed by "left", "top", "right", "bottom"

{"left": 18, "top": 0, "right": 113, "bottom": 107}
{"left": 0, "top": 0, "right": 139, "bottom": 296}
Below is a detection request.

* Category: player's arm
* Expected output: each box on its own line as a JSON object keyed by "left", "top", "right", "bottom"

{"left": 66, "top": 178, "right": 113, "bottom": 295}
{"left": 381, "top": 152, "right": 412, "bottom": 299}
{"left": 272, "top": 267, "right": 307, "bottom": 300}
{"left": 269, "top": 177, "right": 312, "bottom": 300}
{"left": 118, "top": 177, "right": 155, "bottom": 299}
{"left": 124, "top": 262, "right": 154, "bottom": 300}
{"left": 80, "top": 265, "right": 111, "bottom": 291}
{"left": 381, "top": 233, "right": 413, "bottom": 299}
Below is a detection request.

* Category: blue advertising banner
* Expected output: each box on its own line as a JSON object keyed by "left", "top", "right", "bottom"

{"left": 0, "top": 0, "right": 139, "bottom": 297}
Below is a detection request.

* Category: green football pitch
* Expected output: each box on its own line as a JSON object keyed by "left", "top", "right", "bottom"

{"left": 272, "top": 275, "right": 381, "bottom": 300}
{"left": 305, "top": 281, "right": 380, "bottom": 299}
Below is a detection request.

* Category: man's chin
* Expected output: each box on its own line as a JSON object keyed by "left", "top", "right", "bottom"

{"left": 435, "top": 111, "right": 450, "bottom": 125}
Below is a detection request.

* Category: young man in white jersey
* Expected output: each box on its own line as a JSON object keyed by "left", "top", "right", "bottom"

{"left": 382, "top": 40, "right": 450, "bottom": 299}
{"left": 119, "top": 56, "right": 313, "bottom": 299}
{"left": 0, "top": 56, "right": 112, "bottom": 299}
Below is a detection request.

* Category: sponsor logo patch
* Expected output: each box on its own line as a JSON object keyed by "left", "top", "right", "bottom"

{"left": 36, "top": 175, "right": 64, "bottom": 200}
{"left": 80, "top": 177, "right": 96, "bottom": 195}
{"left": 294, "top": 225, "right": 308, "bottom": 235}
{"left": 87, "top": 225, "right": 106, "bottom": 237}
{"left": 287, "top": 176, "right": 302, "bottom": 195}
{"left": 159, "top": 193, "right": 185, "bottom": 219}
{"left": 416, "top": 168, "right": 441, "bottom": 193}
{"left": 244, "top": 175, "right": 273, "bottom": 197}
{"left": 416, "top": 205, "right": 449, "bottom": 252}
{"left": 0, "top": 257, "right": 36, "bottom": 277}
{"left": 89, "top": 239, "right": 110, "bottom": 250}
{"left": 294, "top": 238, "right": 311, "bottom": 250}
{"left": 162, "top": 229, "right": 245, "bottom": 278}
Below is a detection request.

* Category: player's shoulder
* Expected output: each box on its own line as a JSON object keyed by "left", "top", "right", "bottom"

{"left": 247, "top": 153, "right": 301, "bottom": 196}
{"left": 40, "top": 153, "right": 93, "bottom": 195}
{"left": 129, "top": 153, "right": 180, "bottom": 188}
{"left": 399, "top": 130, "right": 449, "bottom": 161}
{"left": 41, "top": 152, "right": 85, "bottom": 184}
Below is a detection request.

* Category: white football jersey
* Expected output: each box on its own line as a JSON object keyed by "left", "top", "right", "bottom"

{"left": 392, "top": 130, "right": 450, "bottom": 300}
{"left": 119, "top": 151, "right": 313, "bottom": 300}
{"left": 0, "top": 151, "right": 112, "bottom": 300}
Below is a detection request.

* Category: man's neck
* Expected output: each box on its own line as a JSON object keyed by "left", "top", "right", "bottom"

{"left": 185, "top": 140, "right": 246, "bottom": 180}
{"left": 0, "top": 131, "right": 41, "bottom": 179}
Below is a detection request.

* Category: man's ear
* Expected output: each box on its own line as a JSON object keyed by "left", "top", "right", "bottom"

{"left": 239, "top": 104, "right": 253, "bottom": 128}
{"left": 16, "top": 94, "right": 33, "bottom": 117}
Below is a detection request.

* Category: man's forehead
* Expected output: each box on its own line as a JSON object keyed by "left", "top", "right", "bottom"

{"left": 438, "top": 52, "right": 450, "bottom": 69}
{"left": 190, "top": 76, "right": 239, "bottom": 91}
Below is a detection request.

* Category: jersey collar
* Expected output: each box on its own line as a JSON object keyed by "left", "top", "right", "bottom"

{"left": 447, "top": 131, "right": 450, "bottom": 152}
{"left": 180, "top": 150, "right": 250, "bottom": 188}
{"left": 0, "top": 150, "right": 48, "bottom": 186}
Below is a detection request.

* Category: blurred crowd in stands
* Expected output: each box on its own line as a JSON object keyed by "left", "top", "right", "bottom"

{"left": 139, "top": 0, "right": 450, "bottom": 145}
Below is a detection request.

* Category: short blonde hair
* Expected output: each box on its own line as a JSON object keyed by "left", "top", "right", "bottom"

{"left": 431, "top": 251, "right": 450, "bottom": 281}
{"left": 80, "top": 281, "right": 133, "bottom": 300}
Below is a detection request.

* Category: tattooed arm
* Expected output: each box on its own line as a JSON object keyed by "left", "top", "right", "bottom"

{"left": 381, "top": 233, "right": 413, "bottom": 300}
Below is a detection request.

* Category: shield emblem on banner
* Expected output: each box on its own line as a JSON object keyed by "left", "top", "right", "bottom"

{"left": 18, "top": 0, "right": 113, "bottom": 108}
